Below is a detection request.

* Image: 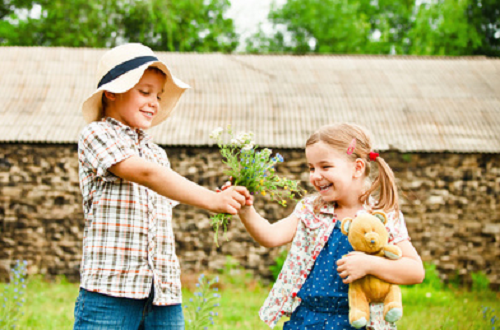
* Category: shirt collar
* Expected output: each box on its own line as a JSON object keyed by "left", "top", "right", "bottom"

{"left": 318, "top": 202, "right": 336, "bottom": 215}
{"left": 103, "top": 117, "right": 152, "bottom": 145}
{"left": 318, "top": 201, "right": 368, "bottom": 222}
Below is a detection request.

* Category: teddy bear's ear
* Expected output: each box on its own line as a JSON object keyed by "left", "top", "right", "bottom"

{"left": 372, "top": 210, "right": 388, "bottom": 225}
{"left": 341, "top": 218, "right": 353, "bottom": 235}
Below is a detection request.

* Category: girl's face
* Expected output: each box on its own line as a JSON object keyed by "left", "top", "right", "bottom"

{"left": 105, "top": 69, "right": 166, "bottom": 130}
{"left": 306, "top": 141, "right": 363, "bottom": 204}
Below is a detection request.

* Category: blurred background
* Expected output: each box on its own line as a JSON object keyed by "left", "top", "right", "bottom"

{"left": 0, "top": 0, "right": 498, "bottom": 56}
{"left": 0, "top": 1, "right": 499, "bottom": 328}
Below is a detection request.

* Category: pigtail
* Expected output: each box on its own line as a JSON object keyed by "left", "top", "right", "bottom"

{"left": 361, "top": 156, "right": 399, "bottom": 215}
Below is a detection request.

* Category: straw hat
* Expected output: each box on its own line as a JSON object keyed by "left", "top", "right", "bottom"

{"left": 81, "top": 43, "right": 190, "bottom": 127}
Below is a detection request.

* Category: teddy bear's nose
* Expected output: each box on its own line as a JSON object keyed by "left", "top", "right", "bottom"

{"left": 365, "top": 233, "right": 378, "bottom": 245}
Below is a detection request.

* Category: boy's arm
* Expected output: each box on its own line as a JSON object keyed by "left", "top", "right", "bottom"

{"left": 238, "top": 205, "right": 299, "bottom": 248}
{"left": 336, "top": 240, "right": 425, "bottom": 285}
{"left": 109, "top": 155, "right": 249, "bottom": 214}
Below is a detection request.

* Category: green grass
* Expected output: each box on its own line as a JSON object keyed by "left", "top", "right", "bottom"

{"left": 1, "top": 272, "right": 499, "bottom": 330}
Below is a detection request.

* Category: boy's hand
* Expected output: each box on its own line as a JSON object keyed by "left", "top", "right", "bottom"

{"left": 216, "top": 180, "right": 253, "bottom": 207}
{"left": 212, "top": 186, "right": 251, "bottom": 215}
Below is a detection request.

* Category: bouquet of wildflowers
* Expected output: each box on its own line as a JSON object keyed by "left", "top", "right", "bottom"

{"left": 209, "top": 125, "right": 305, "bottom": 246}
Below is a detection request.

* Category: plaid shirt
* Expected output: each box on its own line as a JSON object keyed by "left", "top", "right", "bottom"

{"left": 78, "top": 117, "right": 181, "bottom": 305}
{"left": 259, "top": 196, "right": 409, "bottom": 329}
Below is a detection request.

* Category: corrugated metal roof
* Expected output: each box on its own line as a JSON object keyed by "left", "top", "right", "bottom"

{"left": 1, "top": 46, "right": 499, "bottom": 152}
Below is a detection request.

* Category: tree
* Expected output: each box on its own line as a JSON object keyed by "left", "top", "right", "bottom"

{"left": 364, "top": 0, "right": 415, "bottom": 54}
{"left": 467, "top": 0, "right": 500, "bottom": 57}
{"left": 0, "top": 0, "right": 238, "bottom": 52}
{"left": 245, "top": 0, "right": 418, "bottom": 55}
{"left": 246, "top": 0, "right": 372, "bottom": 54}
{"left": 407, "top": 0, "right": 482, "bottom": 55}
{"left": 246, "top": 0, "right": 498, "bottom": 57}
{"left": 122, "top": 0, "right": 238, "bottom": 52}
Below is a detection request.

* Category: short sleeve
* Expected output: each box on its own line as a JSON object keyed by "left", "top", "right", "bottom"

{"left": 386, "top": 210, "right": 410, "bottom": 244}
{"left": 78, "top": 123, "right": 135, "bottom": 181}
{"left": 292, "top": 196, "right": 325, "bottom": 229}
{"left": 292, "top": 199, "right": 308, "bottom": 218}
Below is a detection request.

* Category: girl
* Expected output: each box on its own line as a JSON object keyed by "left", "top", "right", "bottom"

{"left": 237, "top": 123, "right": 425, "bottom": 330}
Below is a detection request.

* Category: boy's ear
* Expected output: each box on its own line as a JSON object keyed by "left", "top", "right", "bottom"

{"left": 103, "top": 91, "right": 116, "bottom": 101}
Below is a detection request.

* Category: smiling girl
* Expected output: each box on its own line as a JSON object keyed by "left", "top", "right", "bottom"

{"left": 237, "top": 123, "right": 424, "bottom": 330}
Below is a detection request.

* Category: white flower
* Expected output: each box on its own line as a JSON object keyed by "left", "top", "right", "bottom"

{"left": 209, "top": 127, "right": 224, "bottom": 140}
{"left": 262, "top": 148, "right": 272, "bottom": 157}
{"left": 242, "top": 142, "right": 255, "bottom": 151}
{"left": 230, "top": 131, "right": 255, "bottom": 147}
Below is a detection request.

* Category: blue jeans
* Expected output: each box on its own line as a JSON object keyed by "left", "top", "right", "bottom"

{"left": 73, "top": 287, "right": 184, "bottom": 330}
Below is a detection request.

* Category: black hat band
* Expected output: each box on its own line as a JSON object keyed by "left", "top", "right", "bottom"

{"left": 97, "top": 56, "right": 159, "bottom": 88}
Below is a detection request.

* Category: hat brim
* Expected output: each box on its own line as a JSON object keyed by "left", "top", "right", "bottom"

{"left": 81, "top": 60, "right": 190, "bottom": 127}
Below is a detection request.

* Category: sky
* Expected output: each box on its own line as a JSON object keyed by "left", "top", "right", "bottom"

{"left": 226, "top": 0, "right": 287, "bottom": 51}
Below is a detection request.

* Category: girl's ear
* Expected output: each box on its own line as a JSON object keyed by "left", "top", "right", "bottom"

{"left": 353, "top": 158, "right": 366, "bottom": 178}
{"left": 103, "top": 91, "right": 116, "bottom": 101}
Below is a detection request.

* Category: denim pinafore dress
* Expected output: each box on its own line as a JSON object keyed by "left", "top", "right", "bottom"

{"left": 283, "top": 220, "right": 362, "bottom": 330}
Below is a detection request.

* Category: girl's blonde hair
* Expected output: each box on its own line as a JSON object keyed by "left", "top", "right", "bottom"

{"left": 306, "top": 123, "right": 399, "bottom": 214}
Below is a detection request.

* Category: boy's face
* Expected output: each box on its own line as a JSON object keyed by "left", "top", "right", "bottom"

{"left": 105, "top": 69, "right": 166, "bottom": 130}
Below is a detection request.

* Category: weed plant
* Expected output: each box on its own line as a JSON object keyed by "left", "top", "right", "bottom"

{"left": 0, "top": 260, "right": 28, "bottom": 329}
{"left": 184, "top": 274, "right": 221, "bottom": 330}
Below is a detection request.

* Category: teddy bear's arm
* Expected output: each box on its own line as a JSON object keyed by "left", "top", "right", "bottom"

{"left": 382, "top": 244, "right": 402, "bottom": 260}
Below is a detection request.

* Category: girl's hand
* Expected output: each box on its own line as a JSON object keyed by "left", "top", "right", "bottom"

{"left": 336, "top": 251, "right": 374, "bottom": 284}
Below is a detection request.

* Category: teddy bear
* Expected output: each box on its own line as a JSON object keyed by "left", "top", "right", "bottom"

{"left": 340, "top": 210, "right": 403, "bottom": 329}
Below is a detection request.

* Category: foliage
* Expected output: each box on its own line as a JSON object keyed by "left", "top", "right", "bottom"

{"left": 481, "top": 306, "right": 498, "bottom": 330}
{"left": 0, "top": 260, "right": 28, "bottom": 329}
{"left": 122, "top": 0, "right": 238, "bottom": 52}
{"left": 246, "top": 0, "right": 372, "bottom": 54}
{"left": 0, "top": 0, "right": 238, "bottom": 52}
{"left": 209, "top": 125, "right": 305, "bottom": 246}
{"left": 0, "top": 0, "right": 126, "bottom": 47}
{"left": 407, "top": 0, "right": 482, "bottom": 56}
{"left": 417, "top": 262, "right": 445, "bottom": 290}
{"left": 269, "top": 248, "right": 288, "bottom": 282}
{"left": 221, "top": 256, "right": 240, "bottom": 276}
{"left": 184, "top": 274, "right": 221, "bottom": 330}
{"left": 467, "top": 0, "right": 500, "bottom": 57}
{"left": 471, "top": 270, "right": 490, "bottom": 292}
{"left": 246, "top": 0, "right": 499, "bottom": 56}
{"left": 1, "top": 272, "right": 499, "bottom": 329}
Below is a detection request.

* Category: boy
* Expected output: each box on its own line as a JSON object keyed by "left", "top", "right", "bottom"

{"left": 74, "top": 43, "right": 250, "bottom": 330}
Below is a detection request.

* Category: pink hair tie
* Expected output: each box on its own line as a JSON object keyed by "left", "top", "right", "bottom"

{"left": 347, "top": 138, "right": 356, "bottom": 155}
{"left": 369, "top": 152, "right": 379, "bottom": 161}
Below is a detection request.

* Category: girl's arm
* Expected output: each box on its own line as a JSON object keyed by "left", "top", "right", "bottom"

{"left": 336, "top": 240, "right": 425, "bottom": 285}
{"left": 238, "top": 205, "right": 299, "bottom": 248}
{"left": 109, "top": 155, "right": 249, "bottom": 214}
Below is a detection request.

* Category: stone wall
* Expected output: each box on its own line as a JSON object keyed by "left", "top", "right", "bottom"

{"left": 0, "top": 144, "right": 499, "bottom": 289}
